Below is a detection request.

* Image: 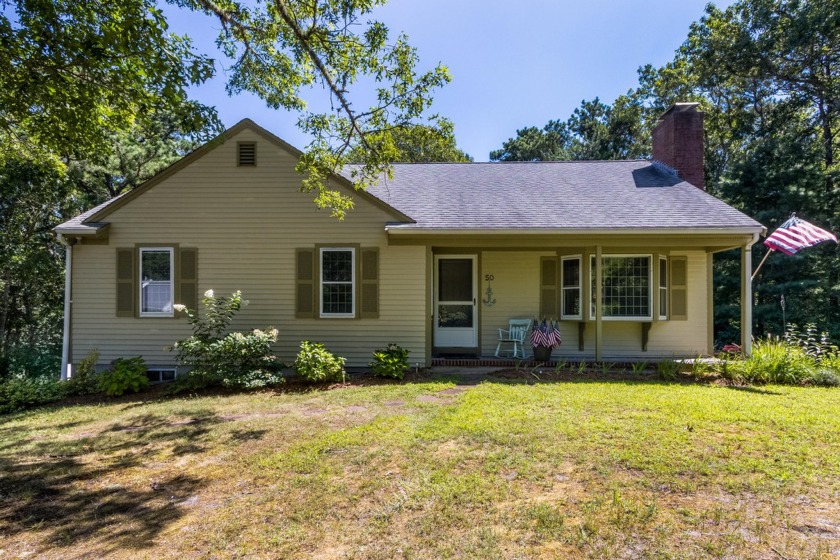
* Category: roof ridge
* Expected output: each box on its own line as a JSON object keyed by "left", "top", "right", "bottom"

{"left": 385, "top": 159, "right": 651, "bottom": 165}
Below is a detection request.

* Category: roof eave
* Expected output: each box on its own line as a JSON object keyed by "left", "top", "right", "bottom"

{"left": 54, "top": 222, "right": 111, "bottom": 237}
{"left": 385, "top": 226, "right": 766, "bottom": 236}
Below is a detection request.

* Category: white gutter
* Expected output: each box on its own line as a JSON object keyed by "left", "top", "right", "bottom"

{"left": 57, "top": 234, "right": 76, "bottom": 381}
{"left": 385, "top": 226, "right": 766, "bottom": 236}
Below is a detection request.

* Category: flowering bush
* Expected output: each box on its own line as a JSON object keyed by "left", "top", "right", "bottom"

{"left": 172, "top": 290, "right": 283, "bottom": 390}
{"left": 370, "top": 343, "right": 410, "bottom": 379}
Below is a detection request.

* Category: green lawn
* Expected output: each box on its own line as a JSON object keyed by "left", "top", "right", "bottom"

{"left": 1, "top": 373, "right": 839, "bottom": 559}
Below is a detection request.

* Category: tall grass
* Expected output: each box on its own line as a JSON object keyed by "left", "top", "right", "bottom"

{"left": 718, "top": 325, "right": 840, "bottom": 386}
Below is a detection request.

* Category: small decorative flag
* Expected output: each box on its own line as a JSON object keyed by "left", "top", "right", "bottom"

{"left": 764, "top": 215, "right": 837, "bottom": 256}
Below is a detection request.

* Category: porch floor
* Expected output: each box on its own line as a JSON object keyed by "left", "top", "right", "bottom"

{"left": 431, "top": 357, "right": 563, "bottom": 368}
{"left": 429, "top": 356, "right": 717, "bottom": 368}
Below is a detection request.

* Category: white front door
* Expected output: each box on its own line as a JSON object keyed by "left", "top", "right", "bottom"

{"left": 434, "top": 255, "right": 477, "bottom": 348}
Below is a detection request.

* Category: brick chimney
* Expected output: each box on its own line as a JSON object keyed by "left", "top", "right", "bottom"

{"left": 652, "top": 102, "right": 705, "bottom": 190}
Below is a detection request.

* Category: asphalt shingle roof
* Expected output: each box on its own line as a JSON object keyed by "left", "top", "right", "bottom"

{"left": 362, "top": 161, "right": 762, "bottom": 231}
{"left": 55, "top": 194, "right": 125, "bottom": 233}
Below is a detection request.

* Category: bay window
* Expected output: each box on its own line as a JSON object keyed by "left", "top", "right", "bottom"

{"left": 590, "top": 255, "right": 652, "bottom": 320}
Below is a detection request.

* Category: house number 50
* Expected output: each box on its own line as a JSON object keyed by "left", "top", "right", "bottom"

{"left": 484, "top": 274, "right": 495, "bottom": 281}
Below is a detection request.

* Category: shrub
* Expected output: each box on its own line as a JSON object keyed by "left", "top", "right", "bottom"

{"left": 294, "top": 341, "right": 346, "bottom": 383}
{"left": 656, "top": 360, "right": 680, "bottom": 380}
{"left": 64, "top": 349, "right": 101, "bottom": 396}
{"left": 0, "top": 344, "right": 62, "bottom": 381}
{"left": 98, "top": 357, "right": 149, "bottom": 396}
{"left": 809, "top": 368, "right": 840, "bottom": 387}
{"left": 370, "top": 343, "right": 410, "bottom": 379}
{"left": 0, "top": 375, "right": 64, "bottom": 414}
{"left": 716, "top": 335, "right": 820, "bottom": 386}
{"left": 750, "top": 338, "right": 815, "bottom": 384}
{"left": 172, "top": 290, "right": 283, "bottom": 390}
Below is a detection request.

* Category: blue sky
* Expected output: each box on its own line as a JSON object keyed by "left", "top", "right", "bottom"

{"left": 163, "top": 0, "right": 736, "bottom": 161}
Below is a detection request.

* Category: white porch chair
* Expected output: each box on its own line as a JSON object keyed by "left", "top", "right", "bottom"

{"left": 495, "top": 318, "right": 532, "bottom": 359}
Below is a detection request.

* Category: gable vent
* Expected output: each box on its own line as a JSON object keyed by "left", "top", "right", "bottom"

{"left": 238, "top": 142, "right": 256, "bottom": 166}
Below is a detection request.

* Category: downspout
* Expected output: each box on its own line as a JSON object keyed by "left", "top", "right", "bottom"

{"left": 741, "top": 233, "right": 760, "bottom": 357}
{"left": 58, "top": 234, "right": 77, "bottom": 380}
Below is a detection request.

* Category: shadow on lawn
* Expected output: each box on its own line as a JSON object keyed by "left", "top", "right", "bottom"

{"left": 723, "top": 385, "right": 784, "bottom": 396}
{"left": 0, "top": 410, "right": 243, "bottom": 557}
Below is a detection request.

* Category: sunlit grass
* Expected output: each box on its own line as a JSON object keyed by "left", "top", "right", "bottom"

{"left": 1, "top": 376, "right": 839, "bottom": 559}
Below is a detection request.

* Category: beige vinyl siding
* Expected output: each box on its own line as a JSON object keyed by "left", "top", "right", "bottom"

{"left": 480, "top": 251, "right": 581, "bottom": 357}
{"left": 70, "top": 129, "right": 426, "bottom": 369}
{"left": 479, "top": 250, "right": 709, "bottom": 360}
{"left": 591, "top": 251, "right": 708, "bottom": 359}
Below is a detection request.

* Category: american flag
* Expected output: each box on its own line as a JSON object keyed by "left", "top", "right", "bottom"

{"left": 764, "top": 215, "right": 837, "bottom": 256}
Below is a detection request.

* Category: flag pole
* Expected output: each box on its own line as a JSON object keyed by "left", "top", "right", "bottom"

{"left": 751, "top": 248, "right": 774, "bottom": 281}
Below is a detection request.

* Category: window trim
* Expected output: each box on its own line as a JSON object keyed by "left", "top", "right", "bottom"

{"left": 139, "top": 247, "right": 175, "bottom": 318}
{"left": 658, "top": 256, "right": 668, "bottom": 320}
{"left": 561, "top": 255, "right": 582, "bottom": 320}
{"left": 319, "top": 247, "right": 356, "bottom": 318}
{"left": 146, "top": 368, "right": 178, "bottom": 384}
{"left": 589, "top": 254, "right": 653, "bottom": 321}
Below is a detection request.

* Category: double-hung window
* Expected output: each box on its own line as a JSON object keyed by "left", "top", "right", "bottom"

{"left": 320, "top": 247, "right": 355, "bottom": 317}
{"left": 561, "top": 256, "right": 582, "bottom": 319}
{"left": 139, "top": 247, "right": 174, "bottom": 317}
{"left": 590, "top": 255, "right": 652, "bottom": 320}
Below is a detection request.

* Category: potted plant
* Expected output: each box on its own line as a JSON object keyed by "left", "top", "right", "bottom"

{"left": 531, "top": 318, "right": 562, "bottom": 362}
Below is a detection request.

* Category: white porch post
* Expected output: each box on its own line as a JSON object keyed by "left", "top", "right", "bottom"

{"left": 740, "top": 241, "right": 754, "bottom": 356}
{"left": 595, "top": 245, "right": 602, "bottom": 362}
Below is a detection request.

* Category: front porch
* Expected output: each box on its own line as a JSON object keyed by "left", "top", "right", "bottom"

{"left": 426, "top": 241, "right": 757, "bottom": 363}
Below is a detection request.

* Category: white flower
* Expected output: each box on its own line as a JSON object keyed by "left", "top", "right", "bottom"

{"left": 204, "top": 289, "right": 215, "bottom": 298}
{"left": 173, "top": 304, "right": 186, "bottom": 312}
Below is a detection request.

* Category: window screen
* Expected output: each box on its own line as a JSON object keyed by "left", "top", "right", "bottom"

{"left": 140, "top": 248, "right": 173, "bottom": 316}
{"left": 321, "top": 248, "right": 355, "bottom": 316}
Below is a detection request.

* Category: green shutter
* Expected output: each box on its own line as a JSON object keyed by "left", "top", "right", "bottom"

{"left": 540, "top": 256, "right": 558, "bottom": 318}
{"left": 296, "top": 248, "right": 315, "bottom": 318}
{"left": 116, "top": 248, "right": 135, "bottom": 317}
{"left": 178, "top": 248, "right": 198, "bottom": 317}
{"left": 360, "top": 248, "right": 379, "bottom": 319}
{"left": 670, "top": 256, "right": 688, "bottom": 320}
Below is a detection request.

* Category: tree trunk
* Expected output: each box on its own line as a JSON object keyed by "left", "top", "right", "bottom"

{"left": 0, "top": 272, "right": 10, "bottom": 356}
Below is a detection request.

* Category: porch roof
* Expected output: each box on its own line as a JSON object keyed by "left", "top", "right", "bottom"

{"left": 361, "top": 161, "right": 763, "bottom": 233}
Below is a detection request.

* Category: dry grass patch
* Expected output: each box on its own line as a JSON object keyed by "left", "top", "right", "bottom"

{"left": 1, "top": 375, "right": 838, "bottom": 558}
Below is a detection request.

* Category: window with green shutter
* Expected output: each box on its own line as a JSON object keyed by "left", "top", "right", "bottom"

{"left": 116, "top": 248, "right": 135, "bottom": 317}
{"left": 296, "top": 248, "right": 315, "bottom": 318}
{"left": 360, "top": 248, "right": 379, "bottom": 318}
{"left": 296, "top": 245, "right": 378, "bottom": 319}
{"left": 540, "top": 256, "right": 558, "bottom": 318}
{"left": 116, "top": 246, "right": 196, "bottom": 319}
{"left": 670, "top": 256, "right": 688, "bottom": 320}
{"left": 178, "top": 248, "right": 198, "bottom": 315}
